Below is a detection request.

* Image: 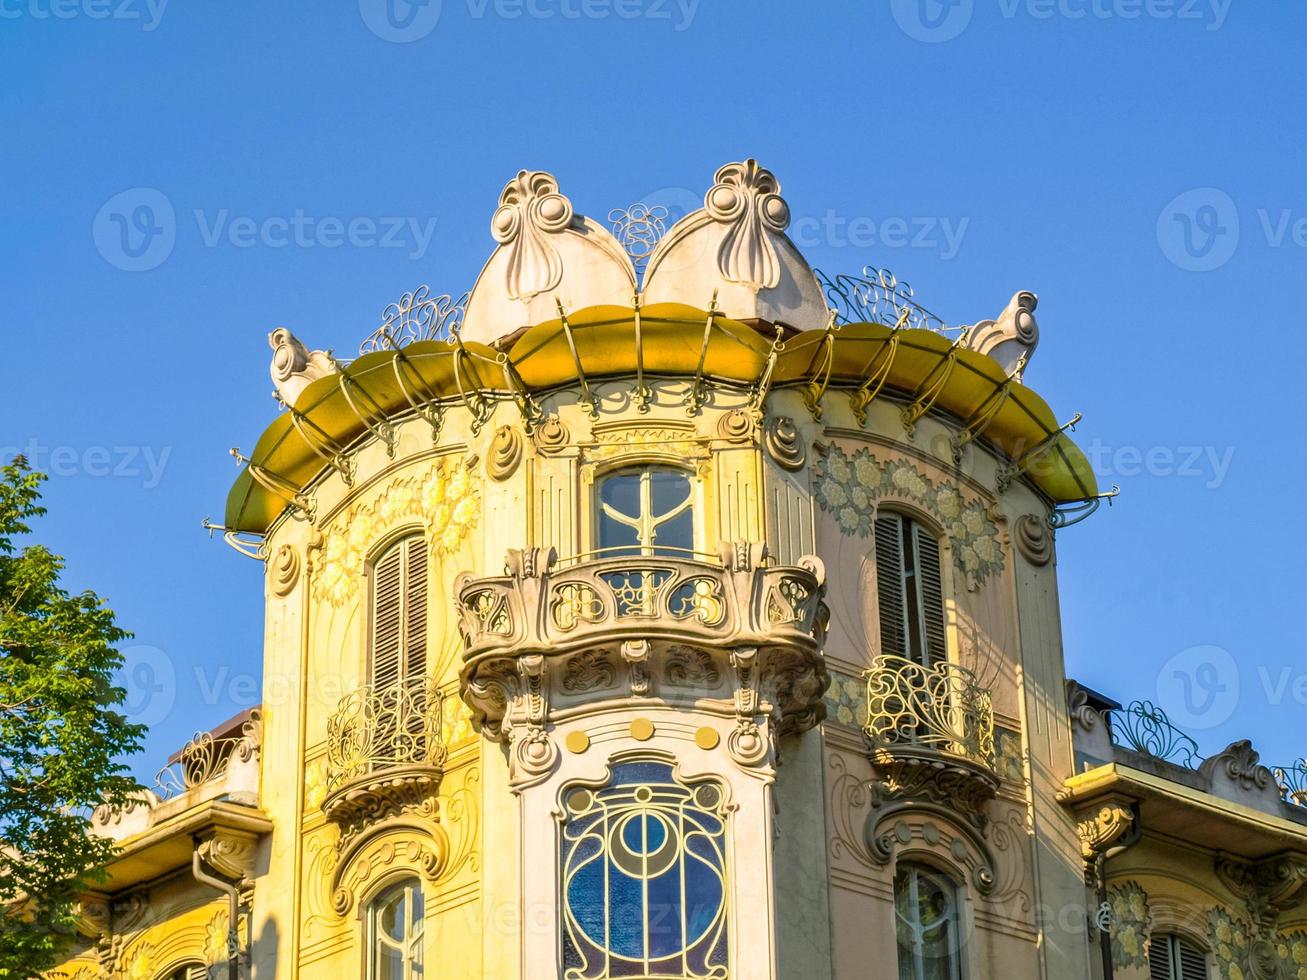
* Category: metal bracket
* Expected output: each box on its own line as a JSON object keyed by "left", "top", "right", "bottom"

{"left": 556, "top": 299, "right": 599, "bottom": 420}
{"left": 201, "top": 519, "right": 268, "bottom": 560}
{"left": 684, "top": 291, "right": 720, "bottom": 417}
{"left": 327, "top": 352, "right": 396, "bottom": 458}
{"left": 800, "top": 311, "right": 840, "bottom": 421}
{"left": 391, "top": 346, "right": 445, "bottom": 443}
{"left": 748, "top": 325, "right": 786, "bottom": 413}
{"left": 995, "top": 413, "right": 1083, "bottom": 494}
{"left": 900, "top": 334, "right": 963, "bottom": 439}
{"left": 449, "top": 326, "right": 494, "bottom": 434}
{"left": 277, "top": 393, "right": 354, "bottom": 486}
{"left": 1051, "top": 487, "right": 1119, "bottom": 529}
{"left": 632, "top": 292, "right": 652, "bottom": 414}
{"left": 230, "top": 448, "right": 315, "bottom": 522}
{"left": 849, "top": 321, "right": 904, "bottom": 427}
{"left": 498, "top": 352, "right": 542, "bottom": 434}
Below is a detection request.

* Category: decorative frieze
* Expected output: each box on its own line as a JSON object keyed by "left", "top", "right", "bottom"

{"left": 812, "top": 444, "right": 1005, "bottom": 589}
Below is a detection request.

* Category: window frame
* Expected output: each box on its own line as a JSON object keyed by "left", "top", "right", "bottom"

{"left": 593, "top": 464, "right": 699, "bottom": 559}
{"left": 364, "top": 877, "right": 425, "bottom": 980}
{"left": 894, "top": 861, "right": 966, "bottom": 980}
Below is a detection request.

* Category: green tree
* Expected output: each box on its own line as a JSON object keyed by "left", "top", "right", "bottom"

{"left": 0, "top": 457, "right": 144, "bottom": 977}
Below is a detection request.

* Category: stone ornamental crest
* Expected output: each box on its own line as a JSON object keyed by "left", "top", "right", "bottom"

{"left": 706, "top": 159, "right": 791, "bottom": 290}
{"left": 491, "top": 170, "right": 575, "bottom": 301}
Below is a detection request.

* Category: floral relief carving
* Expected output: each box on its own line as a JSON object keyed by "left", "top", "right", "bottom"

{"left": 813, "top": 444, "right": 1005, "bottom": 589}
{"left": 1107, "top": 881, "right": 1152, "bottom": 968}
{"left": 561, "top": 650, "right": 618, "bottom": 692}
{"left": 314, "top": 456, "right": 481, "bottom": 606}
{"left": 665, "top": 646, "right": 721, "bottom": 688}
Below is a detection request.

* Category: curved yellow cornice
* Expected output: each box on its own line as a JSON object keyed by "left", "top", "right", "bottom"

{"left": 224, "top": 304, "right": 1097, "bottom": 535}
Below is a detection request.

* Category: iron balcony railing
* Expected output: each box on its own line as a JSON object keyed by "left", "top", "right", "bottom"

{"left": 324, "top": 676, "right": 446, "bottom": 799}
{"left": 863, "top": 654, "right": 996, "bottom": 771}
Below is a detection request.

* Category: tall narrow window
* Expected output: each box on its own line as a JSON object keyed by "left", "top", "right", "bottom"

{"left": 368, "top": 880, "right": 424, "bottom": 980}
{"left": 875, "top": 513, "right": 947, "bottom": 667}
{"left": 1150, "top": 934, "right": 1207, "bottom": 980}
{"left": 895, "top": 864, "right": 962, "bottom": 980}
{"left": 561, "top": 760, "right": 728, "bottom": 978}
{"left": 597, "top": 467, "right": 694, "bottom": 557}
{"left": 370, "top": 535, "right": 428, "bottom": 689}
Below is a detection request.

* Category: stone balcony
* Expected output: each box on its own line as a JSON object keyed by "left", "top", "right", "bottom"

{"left": 322, "top": 677, "right": 446, "bottom": 836}
{"left": 453, "top": 542, "right": 829, "bottom": 770}
{"left": 862, "top": 654, "right": 999, "bottom": 826}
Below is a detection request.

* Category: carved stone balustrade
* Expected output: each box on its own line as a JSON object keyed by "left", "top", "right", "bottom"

{"left": 323, "top": 677, "right": 446, "bottom": 835}
{"left": 863, "top": 654, "right": 999, "bottom": 827}
{"left": 454, "top": 542, "right": 829, "bottom": 775}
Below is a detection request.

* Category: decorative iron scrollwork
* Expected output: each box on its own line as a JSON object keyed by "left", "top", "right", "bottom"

{"left": 815, "top": 265, "right": 959, "bottom": 336}
{"left": 864, "top": 655, "right": 996, "bottom": 768}
{"left": 1109, "top": 700, "right": 1202, "bottom": 769}
{"left": 358, "top": 284, "right": 468, "bottom": 354}
{"left": 154, "top": 710, "right": 263, "bottom": 799}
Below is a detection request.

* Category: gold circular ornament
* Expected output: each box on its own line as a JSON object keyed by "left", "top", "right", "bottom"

{"left": 694, "top": 727, "right": 720, "bottom": 750}
{"left": 565, "top": 731, "right": 591, "bottom": 754}
{"left": 629, "top": 718, "right": 655, "bottom": 741}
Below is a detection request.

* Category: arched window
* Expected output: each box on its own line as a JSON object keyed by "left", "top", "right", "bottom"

{"left": 1149, "top": 934, "right": 1207, "bottom": 980}
{"left": 875, "top": 513, "right": 947, "bottom": 668}
{"left": 368, "top": 879, "right": 424, "bottom": 980}
{"left": 597, "top": 466, "right": 694, "bottom": 557}
{"left": 560, "top": 759, "right": 728, "bottom": 977}
{"left": 370, "top": 534, "right": 428, "bottom": 689}
{"left": 895, "top": 863, "right": 963, "bottom": 980}
{"left": 158, "top": 965, "right": 205, "bottom": 980}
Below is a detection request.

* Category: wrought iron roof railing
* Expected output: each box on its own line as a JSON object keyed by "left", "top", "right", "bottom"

{"left": 815, "top": 265, "right": 962, "bottom": 336}
{"left": 1108, "top": 700, "right": 1203, "bottom": 769}
{"left": 153, "top": 710, "right": 262, "bottom": 801}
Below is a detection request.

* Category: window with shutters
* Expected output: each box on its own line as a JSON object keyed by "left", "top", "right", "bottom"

{"left": 1149, "top": 934, "right": 1208, "bottom": 980}
{"left": 895, "top": 863, "right": 963, "bottom": 980}
{"left": 874, "top": 513, "right": 948, "bottom": 668}
{"left": 369, "top": 534, "right": 428, "bottom": 690}
{"left": 596, "top": 466, "right": 695, "bottom": 558}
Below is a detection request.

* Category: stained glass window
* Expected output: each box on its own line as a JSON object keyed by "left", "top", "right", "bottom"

{"left": 561, "top": 759, "right": 729, "bottom": 979}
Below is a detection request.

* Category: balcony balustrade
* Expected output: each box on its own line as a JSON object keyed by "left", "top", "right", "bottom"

{"left": 323, "top": 676, "right": 446, "bottom": 830}
{"left": 863, "top": 654, "right": 998, "bottom": 822}
{"left": 453, "top": 543, "right": 829, "bottom": 762}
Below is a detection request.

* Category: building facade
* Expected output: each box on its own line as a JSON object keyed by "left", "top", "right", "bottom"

{"left": 50, "top": 161, "right": 1307, "bottom": 980}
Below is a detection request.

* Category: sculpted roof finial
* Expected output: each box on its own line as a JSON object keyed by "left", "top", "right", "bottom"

{"left": 705, "top": 159, "right": 791, "bottom": 290}
{"left": 491, "top": 170, "right": 576, "bottom": 301}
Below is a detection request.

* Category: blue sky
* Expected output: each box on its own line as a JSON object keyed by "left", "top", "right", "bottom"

{"left": 2, "top": 0, "right": 1304, "bottom": 780}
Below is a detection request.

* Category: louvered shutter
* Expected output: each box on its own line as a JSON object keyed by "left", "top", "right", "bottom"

{"left": 1149, "top": 935, "right": 1208, "bottom": 980}
{"left": 371, "top": 543, "right": 404, "bottom": 689}
{"left": 404, "top": 539, "right": 428, "bottom": 681}
{"left": 1177, "top": 938, "right": 1207, "bottom": 980}
{"left": 912, "top": 523, "right": 948, "bottom": 668}
{"left": 1149, "top": 935, "right": 1174, "bottom": 980}
{"left": 874, "top": 515, "right": 909, "bottom": 659}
